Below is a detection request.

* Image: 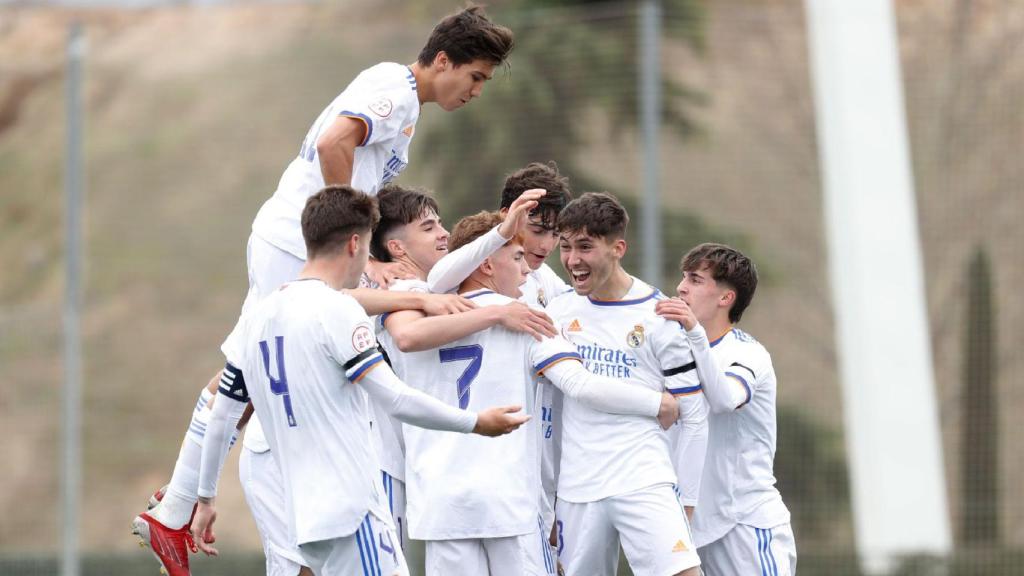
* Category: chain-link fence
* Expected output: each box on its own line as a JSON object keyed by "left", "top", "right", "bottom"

{"left": 1, "top": 0, "right": 1019, "bottom": 574}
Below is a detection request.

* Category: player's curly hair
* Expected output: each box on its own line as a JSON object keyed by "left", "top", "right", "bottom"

{"left": 449, "top": 210, "right": 510, "bottom": 252}
{"left": 556, "top": 192, "right": 629, "bottom": 240}
{"left": 500, "top": 161, "right": 572, "bottom": 229}
{"left": 371, "top": 184, "right": 441, "bottom": 262}
{"left": 681, "top": 243, "right": 758, "bottom": 323}
{"left": 301, "top": 185, "right": 379, "bottom": 259}
{"left": 418, "top": 5, "right": 515, "bottom": 68}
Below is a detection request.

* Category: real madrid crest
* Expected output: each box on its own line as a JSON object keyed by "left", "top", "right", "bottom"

{"left": 626, "top": 324, "right": 645, "bottom": 348}
{"left": 537, "top": 287, "right": 548, "bottom": 308}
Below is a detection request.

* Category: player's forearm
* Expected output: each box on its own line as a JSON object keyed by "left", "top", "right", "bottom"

{"left": 346, "top": 288, "right": 427, "bottom": 316}
{"left": 198, "top": 394, "right": 248, "bottom": 499}
{"left": 685, "top": 324, "right": 748, "bottom": 413}
{"left": 427, "top": 225, "right": 507, "bottom": 294}
{"left": 544, "top": 360, "right": 662, "bottom": 417}
{"left": 390, "top": 306, "right": 502, "bottom": 352}
{"left": 359, "top": 363, "right": 477, "bottom": 433}
{"left": 673, "top": 413, "right": 709, "bottom": 507}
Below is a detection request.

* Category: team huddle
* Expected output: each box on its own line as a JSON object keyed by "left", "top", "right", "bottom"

{"left": 131, "top": 6, "right": 795, "bottom": 576}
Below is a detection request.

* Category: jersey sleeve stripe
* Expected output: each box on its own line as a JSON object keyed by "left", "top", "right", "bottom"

{"left": 339, "top": 110, "right": 373, "bottom": 146}
{"left": 726, "top": 372, "right": 753, "bottom": 408}
{"left": 662, "top": 360, "right": 697, "bottom": 377}
{"left": 349, "top": 355, "right": 384, "bottom": 383}
{"left": 343, "top": 348, "right": 380, "bottom": 371}
{"left": 534, "top": 351, "right": 583, "bottom": 375}
{"left": 667, "top": 384, "right": 703, "bottom": 396}
{"left": 730, "top": 361, "right": 757, "bottom": 381}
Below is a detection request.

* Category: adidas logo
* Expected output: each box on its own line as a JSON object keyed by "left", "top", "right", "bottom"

{"left": 568, "top": 319, "right": 582, "bottom": 332}
{"left": 672, "top": 539, "right": 688, "bottom": 553}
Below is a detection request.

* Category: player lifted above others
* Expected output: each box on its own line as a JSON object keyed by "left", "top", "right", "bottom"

{"left": 189, "top": 186, "right": 529, "bottom": 576}
{"left": 132, "top": 7, "right": 514, "bottom": 576}
{"left": 656, "top": 243, "right": 796, "bottom": 576}
{"left": 387, "top": 210, "right": 680, "bottom": 576}
{"left": 549, "top": 192, "right": 708, "bottom": 576}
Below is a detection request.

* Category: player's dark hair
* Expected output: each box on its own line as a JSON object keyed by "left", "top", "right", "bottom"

{"left": 682, "top": 243, "right": 758, "bottom": 323}
{"left": 370, "top": 184, "right": 441, "bottom": 263}
{"left": 556, "top": 192, "right": 628, "bottom": 241}
{"left": 449, "top": 210, "right": 508, "bottom": 252}
{"left": 301, "top": 185, "right": 379, "bottom": 260}
{"left": 417, "top": 5, "right": 515, "bottom": 68}
{"left": 500, "top": 161, "right": 572, "bottom": 229}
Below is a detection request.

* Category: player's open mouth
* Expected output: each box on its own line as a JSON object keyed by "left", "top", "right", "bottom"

{"left": 436, "top": 242, "right": 448, "bottom": 252}
{"left": 571, "top": 269, "right": 590, "bottom": 285}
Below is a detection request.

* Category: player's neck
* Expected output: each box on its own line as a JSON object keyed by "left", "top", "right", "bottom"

{"left": 704, "top": 317, "right": 734, "bottom": 344}
{"left": 459, "top": 276, "right": 497, "bottom": 297}
{"left": 590, "top": 266, "right": 633, "bottom": 301}
{"left": 397, "top": 255, "right": 428, "bottom": 281}
{"left": 409, "top": 62, "right": 431, "bottom": 105}
{"left": 298, "top": 257, "right": 351, "bottom": 291}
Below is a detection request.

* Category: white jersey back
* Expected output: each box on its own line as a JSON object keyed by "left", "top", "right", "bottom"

{"left": 399, "top": 290, "right": 580, "bottom": 540}
{"left": 371, "top": 278, "right": 430, "bottom": 482}
{"left": 252, "top": 62, "right": 421, "bottom": 259}
{"left": 236, "top": 279, "right": 391, "bottom": 546}
{"left": 691, "top": 328, "right": 791, "bottom": 546}
{"left": 549, "top": 278, "right": 700, "bottom": 503}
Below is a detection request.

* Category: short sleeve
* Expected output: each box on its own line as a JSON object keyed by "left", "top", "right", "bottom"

{"left": 531, "top": 335, "right": 583, "bottom": 376}
{"left": 336, "top": 66, "right": 417, "bottom": 148}
{"left": 320, "top": 295, "right": 386, "bottom": 383}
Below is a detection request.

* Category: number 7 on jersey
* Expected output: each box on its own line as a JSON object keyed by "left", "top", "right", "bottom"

{"left": 439, "top": 345, "right": 483, "bottom": 410}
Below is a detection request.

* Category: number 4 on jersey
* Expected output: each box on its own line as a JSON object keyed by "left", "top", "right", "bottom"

{"left": 259, "top": 336, "right": 297, "bottom": 427}
{"left": 439, "top": 345, "right": 483, "bottom": 410}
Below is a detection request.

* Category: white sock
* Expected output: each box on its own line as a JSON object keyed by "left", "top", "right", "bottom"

{"left": 150, "top": 387, "right": 212, "bottom": 529}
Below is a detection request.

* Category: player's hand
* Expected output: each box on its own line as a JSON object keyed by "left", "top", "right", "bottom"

{"left": 473, "top": 405, "right": 531, "bottom": 436}
{"left": 655, "top": 297, "right": 699, "bottom": 332}
{"left": 657, "top": 391, "right": 680, "bottom": 430}
{"left": 498, "top": 189, "right": 546, "bottom": 239}
{"left": 497, "top": 302, "right": 557, "bottom": 341}
{"left": 190, "top": 501, "right": 219, "bottom": 556}
{"left": 420, "top": 293, "right": 477, "bottom": 316}
{"left": 365, "top": 259, "right": 417, "bottom": 288}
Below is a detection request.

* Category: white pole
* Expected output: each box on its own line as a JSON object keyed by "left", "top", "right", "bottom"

{"left": 639, "top": 0, "right": 663, "bottom": 288}
{"left": 62, "top": 21, "right": 85, "bottom": 576}
{"left": 803, "top": 0, "right": 952, "bottom": 572}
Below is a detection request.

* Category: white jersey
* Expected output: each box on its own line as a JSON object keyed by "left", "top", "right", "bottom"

{"left": 371, "top": 278, "right": 430, "bottom": 482}
{"left": 691, "top": 328, "right": 791, "bottom": 547}
{"left": 521, "top": 262, "right": 572, "bottom": 309}
{"left": 252, "top": 62, "right": 421, "bottom": 259}
{"left": 399, "top": 290, "right": 581, "bottom": 540}
{"left": 234, "top": 279, "right": 392, "bottom": 546}
{"left": 548, "top": 277, "right": 706, "bottom": 503}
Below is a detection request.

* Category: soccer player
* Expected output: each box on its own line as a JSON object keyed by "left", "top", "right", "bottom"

{"left": 655, "top": 243, "right": 796, "bottom": 576}
{"left": 424, "top": 162, "right": 573, "bottom": 538}
{"left": 133, "top": 7, "right": 515, "bottom": 576}
{"left": 550, "top": 192, "right": 707, "bottom": 576}
{"left": 188, "top": 185, "right": 529, "bottom": 576}
{"left": 367, "top": 183, "right": 557, "bottom": 551}
{"left": 388, "top": 210, "right": 681, "bottom": 576}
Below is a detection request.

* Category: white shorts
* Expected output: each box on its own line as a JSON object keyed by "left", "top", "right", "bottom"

{"left": 381, "top": 471, "right": 408, "bottom": 551}
{"left": 698, "top": 523, "right": 796, "bottom": 576}
{"left": 299, "top": 513, "right": 409, "bottom": 576}
{"left": 425, "top": 518, "right": 556, "bottom": 576}
{"left": 556, "top": 483, "right": 700, "bottom": 576}
{"left": 239, "top": 446, "right": 305, "bottom": 576}
{"left": 222, "top": 234, "right": 305, "bottom": 363}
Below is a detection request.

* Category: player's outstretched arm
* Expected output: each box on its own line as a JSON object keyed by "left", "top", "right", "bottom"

{"left": 387, "top": 301, "right": 556, "bottom": 352}
{"left": 193, "top": 364, "right": 250, "bottom": 556}
{"left": 346, "top": 287, "right": 475, "bottom": 317}
{"left": 656, "top": 298, "right": 750, "bottom": 413}
{"left": 425, "top": 189, "right": 545, "bottom": 294}
{"left": 541, "top": 358, "right": 679, "bottom": 428}
{"left": 355, "top": 358, "right": 528, "bottom": 436}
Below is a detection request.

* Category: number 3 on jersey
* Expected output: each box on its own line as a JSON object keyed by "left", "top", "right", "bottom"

{"left": 259, "top": 336, "right": 297, "bottom": 427}
{"left": 439, "top": 345, "right": 483, "bottom": 410}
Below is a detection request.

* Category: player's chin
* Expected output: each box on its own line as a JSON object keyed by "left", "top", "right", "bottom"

{"left": 526, "top": 254, "right": 545, "bottom": 270}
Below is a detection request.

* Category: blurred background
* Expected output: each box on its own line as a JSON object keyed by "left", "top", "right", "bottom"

{"left": 1, "top": 0, "right": 1021, "bottom": 574}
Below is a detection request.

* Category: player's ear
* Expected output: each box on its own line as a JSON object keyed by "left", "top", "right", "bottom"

{"left": 480, "top": 257, "right": 495, "bottom": 277}
{"left": 719, "top": 289, "right": 736, "bottom": 310}
{"left": 347, "top": 234, "right": 361, "bottom": 256}
{"left": 386, "top": 237, "right": 405, "bottom": 259}
{"left": 612, "top": 237, "right": 627, "bottom": 259}
{"left": 434, "top": 51, "right": 449, "bottom": 71}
